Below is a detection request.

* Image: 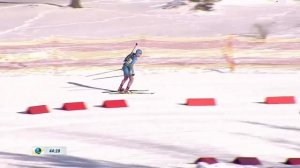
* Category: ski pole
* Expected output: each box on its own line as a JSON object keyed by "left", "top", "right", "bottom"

{"left": 92, "top": 75, "right": 124, "bottom": 80}
{"left": 87, "top": 43, "right": 137, "bottom": 77}
{"left": 86, "top": 69, "right": 122, "bottom": 77}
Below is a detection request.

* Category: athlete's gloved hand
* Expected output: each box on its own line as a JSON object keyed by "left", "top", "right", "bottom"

{"left": 131, "top": 74, "right": 135, "bottom": 76}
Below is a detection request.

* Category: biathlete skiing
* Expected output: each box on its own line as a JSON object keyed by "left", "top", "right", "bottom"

{"left": 118, "top": 46, "right": 143, "bottom": 93}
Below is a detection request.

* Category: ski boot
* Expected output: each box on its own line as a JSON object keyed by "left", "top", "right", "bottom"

{"left": 123, "top": 87, "right": 131, "bottom": 94}
{"left": 118, "top": 87, "right": 124, "bottom": 93}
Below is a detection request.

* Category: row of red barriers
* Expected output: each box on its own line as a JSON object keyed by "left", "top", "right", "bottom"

{"left": 26, "top": 100, "right": 128, "bottom": 114}
{"left": 187, "top": 96, "right": 296, "bottom": 106}
{"left": 26, "top": 96, "right": 296, "bottom": 114}
{"left": 195, "top": 157, "right": 300, "bottom": 165}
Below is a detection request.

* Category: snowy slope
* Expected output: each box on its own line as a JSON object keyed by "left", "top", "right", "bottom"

{"left": 0, "top": 0, "right": 300, "bottom": 168}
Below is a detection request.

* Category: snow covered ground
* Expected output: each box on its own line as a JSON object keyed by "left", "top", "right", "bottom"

{"left": 0, "top": 0, "right": 300, "bottom": 168}
{"left": 0, "top": 0, "right": 299, "bottom": 40}
{"left": 0, "top": 69, "right": 300, "bottom": 168}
